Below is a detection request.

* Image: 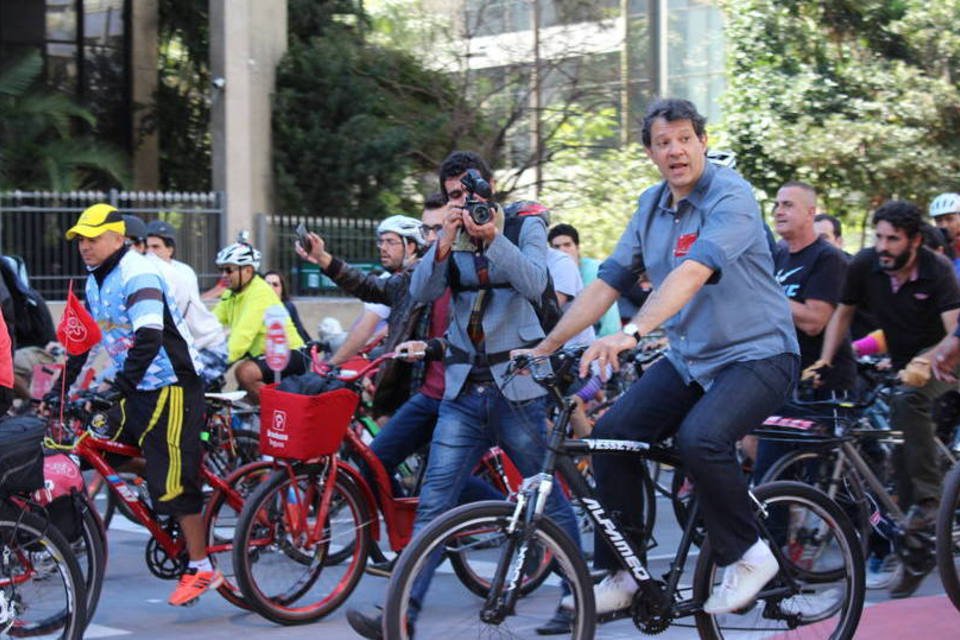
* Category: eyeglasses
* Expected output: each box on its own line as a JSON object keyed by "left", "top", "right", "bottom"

{"left": 420, "top": 224, "right": 443, "bottom": 236}
{"left": 218, "top": 266, "right": 238, "bottom": 274}
{"left": 446, "top": 189, "right": 465, "bottom": 201}
{"left": 376, "top": 238, "right": 403, "bottom": 248}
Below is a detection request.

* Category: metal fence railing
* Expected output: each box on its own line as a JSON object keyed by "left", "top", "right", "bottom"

{"left": 261, "top": 213, "right": 383, "bottom": 297}
{"left": 0, "top": 190, "right": 224, "bottom": 300}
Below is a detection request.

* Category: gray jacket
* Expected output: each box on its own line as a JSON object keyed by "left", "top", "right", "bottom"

{"left": 409, "top": 216, "right": 549, "bottom": 401}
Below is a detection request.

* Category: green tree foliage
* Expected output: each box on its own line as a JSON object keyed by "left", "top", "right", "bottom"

{"left": 274, "top": 0, "right": 490, "bottom": 218}
{"left": 539, "top": 108, "right": 662, "bottom": 258}
{"left": 720, "top": 0, "right": 960, "bottom": 225}
{"left": 0, "top": 51, "right": 129, "bottom": 191}
{"left": 155, "top": 0, "right": 211, "bottom": 191}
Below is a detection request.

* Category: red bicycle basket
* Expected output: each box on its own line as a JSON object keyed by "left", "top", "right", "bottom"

{"left": 259, "top": 384, "right": 359, "bottom": 460}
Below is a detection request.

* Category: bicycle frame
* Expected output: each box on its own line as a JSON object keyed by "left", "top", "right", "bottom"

{"left": 68, "top": 422, "right": 243, "bottom": 564}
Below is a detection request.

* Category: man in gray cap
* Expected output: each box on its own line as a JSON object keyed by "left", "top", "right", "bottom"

{"left": 146, "top": 220, "right": 228, "bottom": 388}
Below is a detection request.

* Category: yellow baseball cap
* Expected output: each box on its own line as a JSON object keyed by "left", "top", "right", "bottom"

{"left": 65, "top": 203, "right": 126, "bottom": 240}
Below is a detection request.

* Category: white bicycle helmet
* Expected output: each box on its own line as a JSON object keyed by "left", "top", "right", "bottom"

{"left": 929, "top": 192, "right": 960, "bottom": 218}
{"left": 377, "top": 215, "right": 426, "bottom": 248}
{"left": 215, "top": 231, "right": 261, "bottom": 269}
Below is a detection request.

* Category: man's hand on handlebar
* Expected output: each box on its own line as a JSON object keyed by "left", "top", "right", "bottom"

{"left": 931, "top": 335, "right": 960, "bottom": 383}
{"left": 801, "top": 358, "right": 831, "bottom": 388}
{"left": 579, "top": 332, "right": 637, "bottom": 380}
{"left": 395, "top": 340, "right": 428, "bottom": 362}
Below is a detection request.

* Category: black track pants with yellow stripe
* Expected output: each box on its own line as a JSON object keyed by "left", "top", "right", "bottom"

{"left": 107, "top": 383, "right": 206, "bottom": 516}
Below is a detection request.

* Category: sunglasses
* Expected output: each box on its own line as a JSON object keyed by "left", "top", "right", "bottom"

{"left": 420, "top": 224, "right": 443, "bottom": 235}
{"left": 218, "top": 266, "right": 238, "bottom": 274}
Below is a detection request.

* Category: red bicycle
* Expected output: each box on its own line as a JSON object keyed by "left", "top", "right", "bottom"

{"left": 230, "top": 353, "right": 556, "bottom": 625}
{"left": 45, "top": 394, "right": 274, "bottom": 612}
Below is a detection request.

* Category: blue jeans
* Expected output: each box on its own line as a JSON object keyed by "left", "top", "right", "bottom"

{"left": 408, "top": 382, "right": 582, "bottom": 616}
{"left": 592, "top": 353, "right": 797, "bottom": 567}
{"left": 364, "top": 392, "right": 501, "bottom": 503}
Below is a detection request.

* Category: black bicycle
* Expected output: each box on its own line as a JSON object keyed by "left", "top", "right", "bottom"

{"left": 382, "top": 347, "right": 865, "bottom": 639}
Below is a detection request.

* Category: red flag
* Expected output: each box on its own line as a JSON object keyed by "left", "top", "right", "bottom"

{"left": 57, "top": 282, "right": 101, "bottom": 356}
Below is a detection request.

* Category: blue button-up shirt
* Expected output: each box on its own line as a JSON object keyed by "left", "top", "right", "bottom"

{"left": 598, "top": 161, "right": 798, "bottom": 389}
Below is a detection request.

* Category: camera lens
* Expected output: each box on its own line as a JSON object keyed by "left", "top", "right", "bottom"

{"left": 470, "top": 203, "right": 492, "bottom": 225}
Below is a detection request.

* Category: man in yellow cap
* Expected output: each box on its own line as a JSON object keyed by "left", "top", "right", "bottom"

{"left": 61, "top": 203, "right": 221, "bottom": 606}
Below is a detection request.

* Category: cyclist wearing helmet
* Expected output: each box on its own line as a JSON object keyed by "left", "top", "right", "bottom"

{"left": 297, "top": 213, "right": 429, "bottom": 416}
{"left": 212, "top": 233, "right": 306, "bottom": 403}
{"left": 929, "top": 192, "right": 960, "bottom": 279}
{"left": 146, "top": 220, "right": 229, "bottom": 389}
{"left": 60, "top": 203, "right": 217, "bottom": 607}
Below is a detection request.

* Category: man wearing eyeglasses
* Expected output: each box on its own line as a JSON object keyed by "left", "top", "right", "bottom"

{"left": 297, "top": 196, "right": 445, "bottom": 416}
{"left": 212, "top": 235, "right": 306, "bottom": 403}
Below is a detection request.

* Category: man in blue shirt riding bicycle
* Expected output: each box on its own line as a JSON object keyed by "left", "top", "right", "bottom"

{"left": 526, "top": 98, "right": 799, "bottom": 619}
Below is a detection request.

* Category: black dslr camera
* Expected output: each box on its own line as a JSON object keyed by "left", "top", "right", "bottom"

{"left": 460, "top": 169, "right": 494, "bottom": 225}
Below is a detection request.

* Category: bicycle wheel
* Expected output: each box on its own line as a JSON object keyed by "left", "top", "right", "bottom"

{"left": 693, "top": 481, "right": 865, "bottom": 640}
{"left": 760, "top": 448, "right": 871, "bottom": 555}
{"left": 58, "top": 494, "right": 106, "bottom": 629}
{"left": 446, "top": 523, "right": 556, "bottom": 598}
{"left": 383, "top": 500, "right": 595, "bottom": 640}
{"left": 0, "top": 509, "right": 87, "bottom": 640}
{"left": 936, "top": 461, "right": 960, "bottom": 611}
{"left": 232, "top": 462, "right": 372, "bottom": 625}
{"left": 203, "top": 460, "right": 275, "bottom": 610}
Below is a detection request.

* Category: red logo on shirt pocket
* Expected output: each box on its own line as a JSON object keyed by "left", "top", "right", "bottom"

{"left": 674, "top": 233, "right": 698, "bottom": 257}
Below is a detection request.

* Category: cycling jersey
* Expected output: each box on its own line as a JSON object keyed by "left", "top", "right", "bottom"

{"left": 213, "top": 275, "right": 304, "bottom": 362}
{"left": 85, "top": 248, "right": 201, "bottom": 390}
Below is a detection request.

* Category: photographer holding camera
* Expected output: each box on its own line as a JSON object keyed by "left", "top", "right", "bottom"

{"left": 346, "top": 151, "right": 581, "bottom": 638}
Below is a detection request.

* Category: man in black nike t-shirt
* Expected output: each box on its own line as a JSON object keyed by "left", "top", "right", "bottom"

{"left": 772, "top": 181, "right": 856, "bottom": 386}
{"left": 750, "top": 181, "right": 855, "bottom": 480}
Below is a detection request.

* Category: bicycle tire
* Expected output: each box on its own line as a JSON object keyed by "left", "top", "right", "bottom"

{"left": 760, "top": 448, "right": 871, "bottom": 555}
{"left": 693, "top": 481, "right": 865, "bottom": 640}
{"left": 232, "top": 462, "right": 372, "bottom": 625}
{"left": 935, "top": 461, "right": 960, "bottom": 611}
{"left": 67, "top": 494, "right": 106, "bottom": 629}
{"left": 0, "top": 508, "right": 87, "bottom": 640}
{"left": 203, "top": 460, "right": 276, "bottom": 610}
{"left": 383, "top": 500, "right": 595, "bottom": 640}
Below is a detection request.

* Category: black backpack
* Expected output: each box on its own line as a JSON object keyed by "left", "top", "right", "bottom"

{"left": 0, "top": 257, "right": 56, "bottom": 349}
{"left": 448, "top": 201, "right": 562, "bottom": 335}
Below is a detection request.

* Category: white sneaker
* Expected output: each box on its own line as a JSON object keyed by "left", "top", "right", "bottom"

{"left": 779, "top": 587, "right": 840, "bottom": 620}
{"left": 703, "top": 540, "right": 779, "bottom": 615}
{"left": 561, "top": 570, "right": 636, "bottom": 615}
{"left": 865, "top": 554, "right": 899, "bottom": 590}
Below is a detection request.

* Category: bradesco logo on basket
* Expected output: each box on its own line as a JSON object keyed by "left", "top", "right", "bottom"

{"left": 266, "top": 408, "right": 289, "bottom": 450}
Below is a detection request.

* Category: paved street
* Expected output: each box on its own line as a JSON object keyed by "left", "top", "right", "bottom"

{"left": 84, "top": 485, "right": 956, "bottom": 639}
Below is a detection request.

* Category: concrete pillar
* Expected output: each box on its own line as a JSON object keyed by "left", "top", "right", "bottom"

{"left": 209, "top": 0, "right": 288, "bottom": 250}
{"left": 130, "top": 0, "right": 159, "bottom": 189}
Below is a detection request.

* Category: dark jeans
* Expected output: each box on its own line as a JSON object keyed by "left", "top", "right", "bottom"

{"left": 361, "top": 391, "right": 501, "bottom": 503}
{"left": 408, "top": 383, "right": 581, "bottom": 618}
{"left": 592, "top": 353, "right": 798, "bottom": 567}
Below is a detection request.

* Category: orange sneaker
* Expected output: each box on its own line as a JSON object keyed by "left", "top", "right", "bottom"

{"left": 168, "top": 567, "right": 224, "bottom": 606}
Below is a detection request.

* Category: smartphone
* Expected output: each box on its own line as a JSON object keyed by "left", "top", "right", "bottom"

{"left": 295, "top": 222, "right": 313, "bottom": 254}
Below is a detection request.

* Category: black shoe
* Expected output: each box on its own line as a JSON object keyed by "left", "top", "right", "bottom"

{"left": 365, "top": 557, "right": 397, "bottom": 578}
{"left": 346, "top": 605, "right": 384, "bottom": 640}
{"left": 888, "top": 564, "right": 929, "bottom": 599}
{"left": 905, "top": 502, "right": 937, "bottom": 533}
{"left": 536, "top": 607, "right": 573, "bottom": 635}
